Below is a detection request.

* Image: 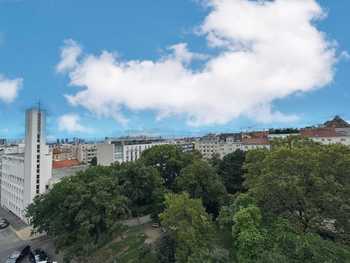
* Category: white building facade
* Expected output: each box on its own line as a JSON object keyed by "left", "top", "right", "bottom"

{"left": 77, "top": 144, "right": 97, "bottom": 164}
{"left": 195, "top": 133, "right": 270, "bottom": 159}
{"left": 0, "top": 108, "right": 52, "bottom": 222}
{"left": 97, "top": 137, "right": 166, "bottom": 166}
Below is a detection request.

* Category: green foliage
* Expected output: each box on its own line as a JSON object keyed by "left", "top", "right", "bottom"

{"left": 245, "top": 142, "right": 350, "bottom": 238}
{"left": 155, "top": 234, "right": 176, "bottom": 263}
{"left": 117, "top": 162, "right": 165, "bottom": 217}
{"left": 233, "top": 204, "right": 266, "bottom": 263}
{"left": 217, "top": 150, "right": 246, "bottom": 194}
{"left": 89, "top": 156, "right": 97, "bottom": 166}
{"left": 175, "top": 160, "right": 227, "bottom": 216}
{"left": 209, "top": 153, "right": 221, "bottom": 171}
{"left": 140, "top": 144, "right": 198, "bottom": 189}
{"left": 160, "top": 193, "right": 215, "bottom": 263}
{"left": 26, "top": 166, "right": 130, "bottom": 261}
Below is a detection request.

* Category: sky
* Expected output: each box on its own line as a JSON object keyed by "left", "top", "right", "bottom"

{"left": 0, "top": 0, "right": 349, "bottom": 140}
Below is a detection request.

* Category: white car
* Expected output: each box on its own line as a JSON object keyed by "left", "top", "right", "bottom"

{"left": 5, "top": 251, "right": 21, "bottom": 263}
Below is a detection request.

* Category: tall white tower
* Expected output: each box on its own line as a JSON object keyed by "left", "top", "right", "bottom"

{"left": 24, "top": 108, "right": 52, "bottom": 208}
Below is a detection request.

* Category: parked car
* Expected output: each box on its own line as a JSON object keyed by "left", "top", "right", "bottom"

{"left": 0, "top": 218, "right": 10, "bottom": 229}
{"left": 5, "top": 251, "right": 20, "bottom": 263}
{"left": 15, "top": 245, "right": 33, "bottom": 262}
{"left": 32, "top": 249, "right": 49, "bottom": 263}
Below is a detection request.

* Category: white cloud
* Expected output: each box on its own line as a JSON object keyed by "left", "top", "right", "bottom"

{"left": 0, "top": 75, "right": 22, "bottom": 103}
{"left": 58, "top": 0, "right": 337, "bottom": 126}
{"left": 56, "top": 39, "right": 82, "bottom": 73}
{"left": 58, "top": 113, "right": 92, "bottom": 133}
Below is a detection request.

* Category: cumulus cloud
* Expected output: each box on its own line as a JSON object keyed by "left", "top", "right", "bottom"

{"left": 58, "top": 113, "right": 92, "bottom": 133}
{"left": 58, "top": 0, "right": 337, "bottom": 126}
{"left": 56, "top": 39, "right": 82, "bottom": 73}
{"left": 0, "top": 75, "right": 22, "bottom": 103}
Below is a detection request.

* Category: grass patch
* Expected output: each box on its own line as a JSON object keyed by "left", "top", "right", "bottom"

{"left": 89, "top": 225, "right": 149, "bottom": 263}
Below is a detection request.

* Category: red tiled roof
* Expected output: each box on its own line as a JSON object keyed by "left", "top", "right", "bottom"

{"left": 300, "top": 128, "right": 337, "bottom": 138}
{"left": 53, "top": 159, "right": 80, "bottom": 169}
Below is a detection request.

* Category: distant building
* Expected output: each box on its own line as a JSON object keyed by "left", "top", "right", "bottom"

{"left": 0, "top": 144, "right": 25, "bottom": 203}
{"left": 97, "top": 137, "right": 166, "bottom": 166}
{"left": 301, "top": 116, "right": 350, "bottom": 146}
{"left": 195, "top": 133, "right": 269, "bottom": 159}
{"left": 77, "top": 144, "right": 97, "bottom": 164}
{"left": 52, "top": 144, "right": 77, "bottom": 161}
{"left": 169, "top": 138, "right": 196, "bottom": 153}
{"left": 0, "top": 108, "right": 52, "bottom": 222}
{"left": 49, "top": 160, "right": 88, "bottom": 188}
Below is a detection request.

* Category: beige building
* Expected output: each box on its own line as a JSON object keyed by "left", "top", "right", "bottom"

{"left": 77, "top": 144, "right": 97, "bottom": 164}
{"left": 195, "top": 133, "right": 270, "bottom": 159}
{"left": 97, "top": 137, "right": 166, "bottom": 166}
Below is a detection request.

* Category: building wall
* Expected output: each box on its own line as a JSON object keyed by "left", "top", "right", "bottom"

{"left": 97, "top": 143, "right": 114, "bottom": 166}
{"left": 310, "top": 136, "right": 350, "bottom": 146}
{"left": 77, "top": 144, "right": 97, "bottom": 164}
{"left": 195, "top": 141, "right": 270, "bottom": 159}
{"left": 0, "top": 155, "right": 25, "bottom": 220}
{"left": 1, "top": 108, "right": 52, "bottom": 222}
{"left": 97, "top": 140, "right": 166, "bottom": 166}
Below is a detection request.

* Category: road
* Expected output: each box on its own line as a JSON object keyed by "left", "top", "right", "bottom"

{"left": 0, "top": 206, "right": 61, "bottom": 262}
{"left": 0, "top": 226, "right": 25, "bottom": 262}
{"left": 0, "top": 227, "right": 59, "bottom": 262}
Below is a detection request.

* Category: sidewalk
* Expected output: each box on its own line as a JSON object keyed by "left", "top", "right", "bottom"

{"left": 0, "top": 206, "right": 28, "bottom": 231}
{"left": 0, "top": 206, "right": 44, "bottom": 241}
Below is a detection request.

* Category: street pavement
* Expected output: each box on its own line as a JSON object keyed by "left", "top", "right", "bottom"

{"left": 0, "top": 226, "right": 26, "bottom": 262}
{"left": 0, "top": 207, "right": 61, "bottom": 262}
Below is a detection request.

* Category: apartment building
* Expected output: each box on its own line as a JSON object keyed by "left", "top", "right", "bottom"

{"left": 0, "top": 108, "right": 52, "bottom": 222}
{"left": 97, "top": 137, "right": 166, "bottom": 166}
{"left": 195, "top": 133, "right": 270, "bottom": 159}
{"left": 77, "top": 143, "right": 97, "bottom": 164}
{"left": 0, "top": 144, "right": 25, "bottom": 203}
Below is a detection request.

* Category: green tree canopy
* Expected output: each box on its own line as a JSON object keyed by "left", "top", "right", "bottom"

{"left": 217, "top": 150, "right": 246, "bottom": 194}
{"left": 140, "top": 145, "right": 197, "bottom": 189}
{"left": 159, "top": 193, "right": 215, "bottom": 263}
{"left": 117, "top": 161, "right": 165, "bottom": 216}
{"left": 245, "top": 141, "right": 350, "bottom": 241}
{"left": 26, "top": 166, "right": 130, "bottom": 261}
{"left": 175, "top": 160, "right": 227, "bottom": 216}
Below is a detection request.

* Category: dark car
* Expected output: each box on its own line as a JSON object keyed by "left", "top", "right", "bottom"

{"left": 16, "top": 246, "right": 32, "bottom": 262}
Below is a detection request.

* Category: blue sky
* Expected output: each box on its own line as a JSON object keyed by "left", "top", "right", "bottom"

{"left": 0, "top": 0, "right": 349, "bottom": 140}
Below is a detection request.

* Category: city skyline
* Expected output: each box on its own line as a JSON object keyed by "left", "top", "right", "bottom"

{"left": 0, "top": 0, "right": 349, "bottom": 139}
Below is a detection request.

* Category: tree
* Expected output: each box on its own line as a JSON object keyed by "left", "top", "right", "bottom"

{"left": 117, "top": 161, "right": 165, "bottom": 216}
{"left": 233, "top": 205, "right": 267, "bottom": 263}
{"left": 26, "top": 166, "right": 130, "bottom": 261}
{"left": 245, "top": 141, "right": 350, "bottom": 241}
{"left": 159, "top": 193, "right": 215, "bottom": 263}
{"left": 89, "top": 156, "right": 97, "bottom": 166}
{"left": 155, "top": 234, "right": 176, "bottom": 263}
{"left": 209, "top": 153, "right": 221, "bottom": 172}
{"left": 217, "top": 150, "right": 246, "bottom": 194}
{"left": 140, "top": 145, "right": 197, "bottom": 189}
{"left": 175, "top": 160, "right": 227, "bottom": 216}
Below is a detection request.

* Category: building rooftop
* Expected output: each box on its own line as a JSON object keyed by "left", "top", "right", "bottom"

{"left": 51, "top": 164, "right": 89, "bottom": 183}
{"left": 300, "top": 128, "right": 337, "bottom": 138}
{"left": 52, "top": 159, "right": 80, "bottom": 169}
{"left": 324, "top": 116, "right": 350, "bottom": 128}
